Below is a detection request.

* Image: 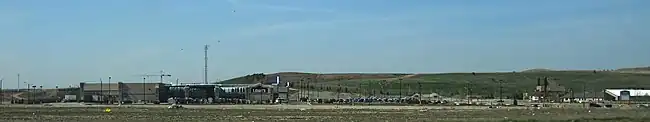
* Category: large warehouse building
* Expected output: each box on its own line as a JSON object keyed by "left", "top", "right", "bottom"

{"left": 76, "top": 76, "right": 290, "bottom": 104}
{"left": 79, "top": 82, "right": 168, "bottom": 103}
{"left": 604, "top": 89, "right": 650, "bottom": 101}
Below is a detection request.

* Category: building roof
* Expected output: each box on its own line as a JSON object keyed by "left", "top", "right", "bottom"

{"left": 561, "top": 91, "right": 603, "bottom": 98}
{"left": 605, "top": 89, "right": 650, "bottom": 97}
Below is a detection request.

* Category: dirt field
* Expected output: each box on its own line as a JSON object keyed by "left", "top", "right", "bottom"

{"left": 1, "top": 104, "right": 649, "bottom": 122}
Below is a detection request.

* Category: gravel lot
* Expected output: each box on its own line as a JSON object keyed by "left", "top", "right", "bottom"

{"left": 1, "top": 104, "right": 649, "bottom": 121}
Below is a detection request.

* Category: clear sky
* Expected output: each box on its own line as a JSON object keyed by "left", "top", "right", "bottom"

{"left": 1, "top": 0, "right": 648, "bottom": 88}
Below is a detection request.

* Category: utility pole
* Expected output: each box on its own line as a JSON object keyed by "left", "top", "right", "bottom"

{"left": 26, "top": 83, "right": 29, "bottom": 104}
{"left": 467, "top": 80, "right": 473, "bottom": 104}
{"left": 491, "top": 78, "right": 504, "bottom": 104}
{"left": 417, "top": 81, "right": 422, "bottom": 102}
{"left": 379, "top": 80, "right": 385, "bottom": 98}
{"left": 499, "top": 80, "right": 504, "bottom": 103}
{"left": 337, "top": 83, "right": 341, "bottom": 100}
{"left": 465, "top": 83, "right": 470, "bottom": 104}
{"left": 399, "top": 79, "right": 403, "bottom": 99}
{"left": 543, "top": 77, "right": 548, "bottom": 103}
{"left": 13, "top": 74, "right": 18, "bottom": 104}
{"left": 318, "top": 83, "right": 322, "bottom": 99}
{"left": 569, "top": 89, "right": 574, "bottom": 103}
{"left": 407, "top": 84, "right": 411, "bottom": 97}
{"left": 204, "top": 44, "right": 209, "bottom": 84}
{"left": 38, "top": 85, "right": 42, "bottom": 103}
{"left": 367, "top": 80, "right": 372, "bottom": 96}
{"left": 139, "top": 72, "right": 170, "bottom": 103}
{"left": 17, "top": 74, "right": 20, "bottom": 91}
{"left": 306, "top": 79, "right": 309, "bottom": 100}
{"left": 23, "top": 81, "right": 27, "bottom": 104}
{"left": 583, "top": 82, "right": 586, "bottom": 108}
{"left": 299, "top": 79, "right": 303, "bottom": 101}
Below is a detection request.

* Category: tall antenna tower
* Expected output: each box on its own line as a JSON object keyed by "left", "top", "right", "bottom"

{"left": 204, "top": 44, "right": 209, "bottom": 84}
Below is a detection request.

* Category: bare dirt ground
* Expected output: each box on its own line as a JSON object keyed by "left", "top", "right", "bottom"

{"left": 1, "top": 104, "right": 649, "bottom": 122}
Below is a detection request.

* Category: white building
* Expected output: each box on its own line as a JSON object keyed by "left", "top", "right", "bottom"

{"left": 604, "top": 89, "right": 650, "bottom": 101}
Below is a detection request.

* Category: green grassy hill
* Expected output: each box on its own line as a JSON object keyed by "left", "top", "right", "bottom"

{"left": 327, "top": 71, "right": 650, "bottom": 97}
{"left": 222, "top": 70, "right": 650, "bottom": 98}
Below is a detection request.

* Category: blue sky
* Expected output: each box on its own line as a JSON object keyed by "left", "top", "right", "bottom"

{"left": 1, "top": 0, "right": 648, "bottom": 88}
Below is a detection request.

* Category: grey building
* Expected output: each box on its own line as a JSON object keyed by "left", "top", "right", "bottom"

{"left": 604, "top": 89, "right": 650, "bottom": 101}
{"left": 217, "top": 83, "right": 289, "bottom": 103}
{"left": 79, "top": 82, "right": 168, "bottom": 103}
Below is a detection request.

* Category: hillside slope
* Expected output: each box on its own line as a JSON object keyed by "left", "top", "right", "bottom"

{"left": 223, "top": 70, "right": 650, "bottom": 98}
{"left": 328, "top": 71, "right": 650, "bottom": 97}
{"left": 219, "top": 72, "right": 409, "bottom": 84}
{"left": 616, "top": 66, "right": 650, "bottom": 74}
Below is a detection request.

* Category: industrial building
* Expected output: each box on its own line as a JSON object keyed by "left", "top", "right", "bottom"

{"left": 214, "top": 76, "right": 290, "bottom": 103}
{"left": 78, "top": 82, "right": 168, "bottom": 103}
{"left": 75, "top": 76, "right": 290, "bottom": 104}
{"left": 561, "top": 91, "right": 604, "bottom": 103}
{"left": 604, "top": 89, "right": 650, "bottom": 101}
{"left": 530, "top": 79, "right": 567, "bottom": 102}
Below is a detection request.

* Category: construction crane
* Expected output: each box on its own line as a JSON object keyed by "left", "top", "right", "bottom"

{"left": 140, "top": 70, "right": 172, "bottom": 83}
{"left": 137, "top": 70, "right": 172, "bottom": 104}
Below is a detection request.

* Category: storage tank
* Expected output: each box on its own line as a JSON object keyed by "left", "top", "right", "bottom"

{"left": 620, "top": 90, "right": 631, "bottom": 101}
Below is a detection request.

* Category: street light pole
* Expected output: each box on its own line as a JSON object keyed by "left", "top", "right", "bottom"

{"left": 31, "top": 85, "right": 36, "bottom": 104}
{"left": 15, "top": 74, "right": 19, "bottom": 103}
{"left": 23, "top": 81, "right": 27, "bottom": 104}
{"left": 0, "top": 77, "right": 3, "bottom": 104}
{"left": 100, "top": 78, "right": 103, "bottom": 103}
{"left": 108, "top": 76, "right": 112, "bottom": 104}
{"left": 25, "top": 81, "right": 29, "bottom": 104}
{"left": 142, "top": 77, "right": 146, "bottom": 104}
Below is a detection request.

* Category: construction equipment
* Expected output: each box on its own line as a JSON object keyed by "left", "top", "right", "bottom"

{"left": 140, "top": 70, "right": 172, "bottom": 83}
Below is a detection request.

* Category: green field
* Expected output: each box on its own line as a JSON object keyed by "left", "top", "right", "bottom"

{"left": 222, "top": 71, "right": 650, "bottom": 97}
